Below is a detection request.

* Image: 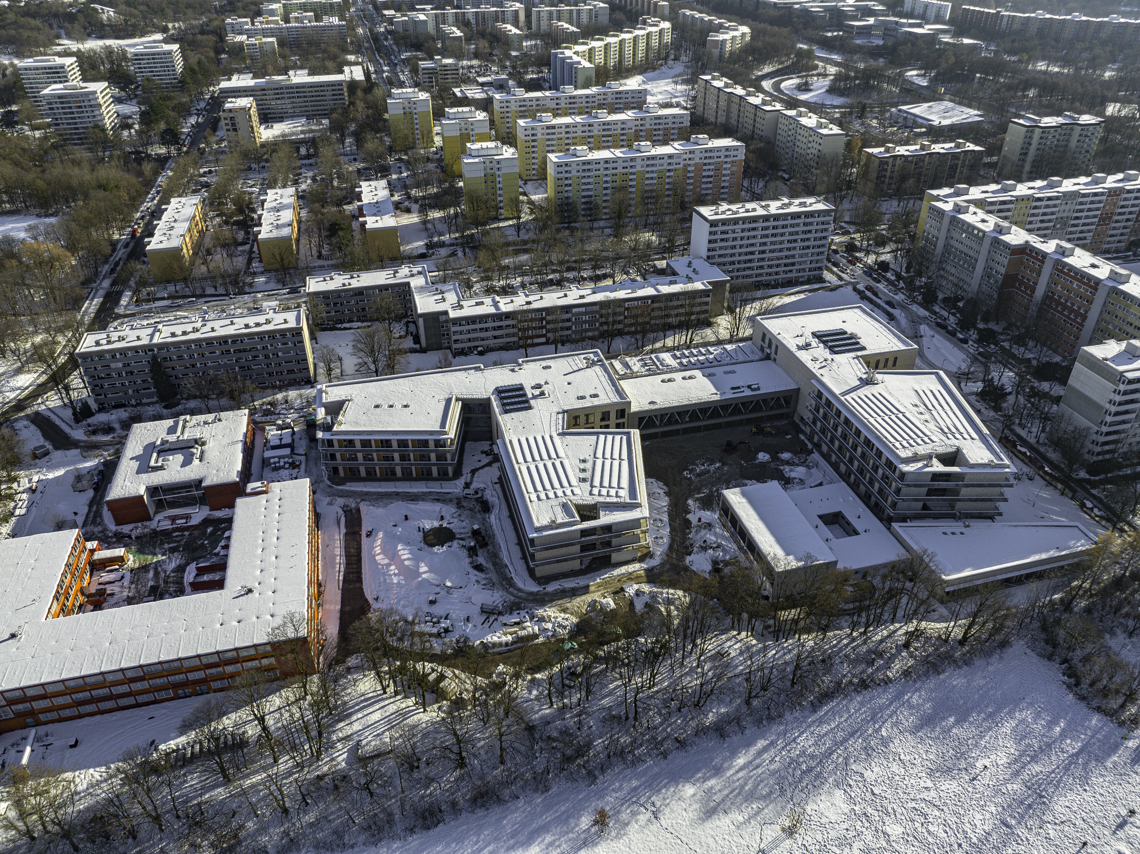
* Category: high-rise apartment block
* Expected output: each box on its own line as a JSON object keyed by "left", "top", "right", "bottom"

{"left": 418, "top": 58, "right": 460, "bottom": 91}
{"left": 694, "top": 73, "right": 784, "bottom": 140}
{"left": 515, "top": 105, "right": 689, "bottom": 180}
{"left": 440, "top": 106, "right": 492, "bottom": 173}
{"left": 919, "top": 199, "right": 1136, "bottom": 359}
{"left": 493, "top": 23, "right": 524, "bottom": 51}
{"left": 218, "top": 68, "right": 351, "bottom": 120}
{"left": 608, "top": 0, "right": 669, "bottom": 18}
{"left": 690, "top": 198, "right": 833, "bottom": 287}
{"left": 1057, "top": 340, "right": 1140, "bottom": 462}
{"left": 532, "top": 2, "right": 609, "bottom": 33}
{"left": 998, "top": 113, "right": 1104, "bottom": 182}
{"left": 37, "top": 82, "right": 120, "bottom": 144}
{"left": 146, "top": 195, "right": 207, "bottom": 282}
{"left": 491, "top": 82, "right": 649, "bottom": 141}
{"left": 128, "top": 43, "right": 184, "bottom": 87}
{"left": 76, "top": 309, "right": 315, "bottom": 407}
{"left": 461, "top": 142, "right": 520, "bottom": 219}
{"left": 678, "top": 11, "right": 751, "bottom": 61}
{"left": 550, "top": 21, "right": 582, "bottom": 43}
{"left": 960, "top": 6, "right": 1140, "bottom": 43}
{"left": 774, "top": 108, "right": 846, "bottom": 187}
{"left": 225, "top": 15, "right": 347, "bottom": 48}
{"left": 551, "top": 51, "right": 597, "bottom": 89}
{"left": 917, "top": 172, "right": 1140, "bottom": 256}
{"left": 857, "top": 140, "right": 983, "bottom": 197}
{"left": 547, "top": 136, "right": 744, "bottom": 222}
{"left": 387, "top": 88, "right": 434, "bottom": 150}
{"left": 257, "top": 189, "right": 300, "bottom": 270}
{"left": 222, "top": 97, "right": 262, "bottom": 147}
{"left": 902, "top": 0, "right": 950, "bottom": 23}
{"left": 419, "top": 4, "right": 525, "bottom": 38}
{"left": 17, "top": 56, "right": 81, "bottom": 111}
{"left": 355, "top": 180, "right": 401, "bottom": 263}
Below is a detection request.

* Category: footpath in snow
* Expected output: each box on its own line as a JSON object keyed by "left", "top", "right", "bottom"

{"left": 362, "top": 646, "right": 1140, "bottom": 854}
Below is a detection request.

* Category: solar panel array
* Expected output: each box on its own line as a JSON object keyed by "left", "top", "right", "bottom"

{"left": 495, "top": 384, "right": 532, "bottom": 413}
{"left": 813, "top": 328, "right": 866, "bottom": 355}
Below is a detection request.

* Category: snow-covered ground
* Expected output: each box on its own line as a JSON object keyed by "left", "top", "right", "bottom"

{"left": 6, "top": 418, "right": 100, "bottom": 539}
{"left": 359, "top": 644, "right": 1140, "bottom": 854}
{"left": 780, "top": 75, "right": 850, "bottom": 105}
{"left": 918, "top": 324, "right": 967, "bottom": 372}
{"left": 0, "top": 212, "right": 58, "bottom": 242}
{"left": 627, "top": 62, "right": 693, "bottom": 105}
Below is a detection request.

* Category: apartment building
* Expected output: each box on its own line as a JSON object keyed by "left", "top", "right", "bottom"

{"left": 902, "top": 0, "right": 949, "bottom": 23}
{"left": 490, "top": 82, "right": 649, "bottom": 141}
{"left": 269, "top": 0, "right": 343, "bottom": 18}
{"left": 128, "top": 43, "right": 184, "bottom": 87}
{"left": 694, "top": 74, "right": 784, "bottom": 141}
{"left": 257, "top": 188, "right": 300, "bottom": 270}
{"left": 440, "top": 106, "right": 492, "bottom": 173}
{"left": 217, "top": 68, "right": 351, "bottom": 121}
{"left": 857, "top": 140, "right": 983, "bottom": 197}
{"left": 553, "top": 17, "right": 673, "bottom": 89}
{"left": 547, "top": 136, "right": 744, "bottom": 222}
{"left": 306, "top": 265, "right": 436, "bottom": 328}
{"left": 104, "top": 411, "right": 255, "bottom": 525}
{"left": 690, "top": 197, "right": 833, "bottom": 286}
{"left": 224, "top": 15, "right": 347, "bottom": 48}
{"left": 390, "top": 13, "right": 431, "bottom": 35}
{"left": 461, "top": 142, "right": 520, "bottom": 219}
{"left": 493, "top": 23, "right": 524, "bottom": 51}
{"left": 221, "top": 97, "right": 262, "bottom": 147}
{"left": 244, "top": 36, "right": 279, "bottom": 65}
{"left": 774, "top": 109, "right": 846, "bottom": 189}
{"left": 677, "top": 11, "right": 751, "bottom": 61}
{"left": 1057, "top": 340, "right": 1140, "bottom": 462}
{"left": 418, "top": 58, "right": 461, "bottom": 90}
{"left": 515, "top": 106, "right": 689, "bottom": 180}
{"left": 315, "top": 353, "right": 649, "bottom": 578}
{"left": 918, "top": 199, "right": 1136, "bottom": 358}
{"left": 76, "top": 308, "right": 315, "bottom": 407}
{"left": 38, "top": 82, "right": 119, "bottom": 144}
{"left": 440, "top": 25, "right": 465, "bottom": 52}
{"left": 532, "top": 2, "right": 609, "bottom": 33}
{"left": 146, "top": 195, "right": 207, "bottom": 282}
{"left": 0, "top": 478, "right": 318, "bottom": 733}
{"left": 755, "top": 306, "right": 1016, "bottom": 522}
{"left": 999, "top": 113, "right": 1104, "bottom": 182}
{"left": 17, "top": 56, "right": 81, "bottom": 112}
{"left": 960, "top": 6, "right": 1140, "bottom": 44}
{"left": 387, "top": 88, "right": 434, "bottom": 149}
{"left": 420, "top": 4, "right": 525, "bottom": 37}
{"left": 355, "top": 180, "right": 401, "bottom": 262}
{"left": 917, "top": 172, "right": 1140, "bottom": 255}
{"left": 608, "top": 0, "right": 669, "bottom": 18}
{"left": 550, "top": 20, "right": 582, "bottom": 43}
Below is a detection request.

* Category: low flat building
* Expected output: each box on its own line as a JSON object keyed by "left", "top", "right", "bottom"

{"left": 690, "top": 198, "right": 833, "bottom": 287}
{"left": 315, "top": 353, "right": 649, "bottom": 578}
{"left": 105, "top": 411, "right": 255, "bottom": 525}
{"left": 0, "top": 479, "right": 318, "bottom": 732}
{"left": 306, "top": 265, "right": 434, "bottom": 328}
{"left": 891, "top": 101, "right": 985, "bottom": 129}
{"left": 257, "top": 188, "right": 300, "bottom": 270}
{"left": 76, "top": 308, "right": 315, "bottom": 408}
{"left": 356, "top": 180, "right": 401, "bottom": 263}
{"left": 147, "top": 195, "right": 207, "bottom": 282}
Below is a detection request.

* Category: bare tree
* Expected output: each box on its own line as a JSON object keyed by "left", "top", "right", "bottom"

{"left": 314, "top": 343, "right": 340, "bottom": 383}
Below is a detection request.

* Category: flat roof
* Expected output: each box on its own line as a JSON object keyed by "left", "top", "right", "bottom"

{"left": 779, "top": 109, "right": 845, "bottom": 136}
{"left": 787, "top": 482, "right": 905, "bottom": 572}
{"left": 0, "top": 480, "right": 312, "bottom": 696}
{"left": 894, "top": 101, "right": 985, "bottom": 126}
{"left": 517, "top": 106, "right": 688, "bottom": 128}
{"left": 106, "top": 411, "right": 250, "bottom": 503}
{"left": 0, "top": 531, "right": 83, "bottom": 637}
{"left": 866, "top": 140, "right": 983, "bottom": 157}
{"left": 260, "top": 188, "right": 296, "bottom": 242}
{"left": 306, "top": 264, "right": 435, "bottom": 297}
{"left": 442, "top": 277, "right": 710, "bottom": 321}
{"left": 491, "top": 84, "right": 649, "bottom": 102}
{"left": 695, "top": 197, "right": 834, "bottom": 221}
{"left": 1081, "top": 339, "right": 1140, "bottom": 375}
{"left": 665, "top": 256, "right": 731, "bottom": 283}
{"left": 129, "top": 42, "right": 179, "bottom": 53}
{"left": 894, "top": 521, "right": 1096, "bottom": 588}
{"left": 357, "top": 180, "right": 397, "bottom": 231}
{"left": 77, "top": 308, "right": 305, "bottom": 355}
{"left": 722, "top": 481, "right": 835, "bottom": 570}
{"left": 223, "top": 97, "right": 255, "bottom": 109}
{"left": 928, "top": 172, "right": 1140, "bottom": 201}
{"left": 1012, "top": 113, "right": 1102, "bottom": 127}
{"left": 147, "top": 195, "right": 202, "bottom": 253}
{"left": 548, "top": 137, "right": 743, "bottom": 163}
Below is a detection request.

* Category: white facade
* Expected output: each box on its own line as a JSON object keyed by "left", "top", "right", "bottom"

{"left": 902, "top": 0, "right": 950, "bottom": 23}
{"left": 694, "top": 74, "right": 783, "bottom": 142}
{"left": 999, "top": 113, "right": 1105, "bottom": 182}
{"left": 461, "top": 142, "right": 519, "bottom": 218}
{"left": 690, "top": 198, "right": 833, "bottom": 286}
{"left": 224, "top": 15, "right": 347, "bottom": 48}
{"left": 775, "top": 108, "right": 846, "bottom": 183}
{"left": 218, "top": 68, "right": 351, "bottom": 121}
{"left": 37, "top": 82, "right": 119, "bottom": 143}
{"left": 129, "top": 43, "right": 184, "bottom": 87}
{"left": 532, "top": 2, "right": 609, "bottom": 33}
{"left": 420, "top": 4, "right": 525, "bottom": 37}
{"left": 491, "top": 83, "right": 649, "bottom": 139}
{"left": 17, "top": 56, "right": 81, "bottom": 110}
{"left": 1057, "top": 340, "right": 1140, "bottom": 461}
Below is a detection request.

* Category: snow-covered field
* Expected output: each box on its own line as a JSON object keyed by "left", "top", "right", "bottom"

{"left": 0, "top": 212, "right": 58, "bottom": 242}
{"left": 628, "top": 62, "right": 693, "bottom": 105}
{"left": 359, "top": 645, "right": 1140, "bottom": 854}
{"left": 780, "top": 75, "right": 850, "bottom": 105}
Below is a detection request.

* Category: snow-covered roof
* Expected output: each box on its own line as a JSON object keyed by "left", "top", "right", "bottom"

{"left": 147, "top": 195, "right": 203, "bottom": 253}
{"left": 893, "top": 521, "right": 1096, "bottom": 589}
{"left": 0, "top": 530, "right": 84, "bottom": 636}
{"left": 356, "top": 180, "right": 396, "bottom": 231}
{"left": 306, "top": 264, "right": 435, "bottom": 299}
{"left": 1083, "top": 339, "right": 1140, "bottom": 376}
{"left": 260, "top": 188, "right": 296, "bottom": 242}
{"left": 76, "top": 308, "right": 305, "bottom": 355}
{"left": 722, "top": 482, "right": 835, "bottom": 571}
{"left": 442, "top": 278, "right": 710, "bottom": 321}
{"left": 786, "top": 482, "right": 905, "bottom": 572}
{"left": 0, "top": 480, "right": 312, "bottom": 697}
{"left": 694, "top": 197, "right": 834, "bottom": 221}
{"left": 106, "top": 411, "right": 250, "bottom": 502}
{"left": 664, "top": 256, "right": 731, "bottom": 283}
{"left": 616, "top": 347, "right": 797, "bottom": 412}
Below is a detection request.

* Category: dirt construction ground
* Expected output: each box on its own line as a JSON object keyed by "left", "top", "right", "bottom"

{"left": 640, "top": 422, "right": 809, "bottom": 574}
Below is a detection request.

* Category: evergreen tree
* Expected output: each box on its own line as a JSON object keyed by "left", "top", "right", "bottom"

{"left": 149, "top": 355, "right": 178, "bottom": 404}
